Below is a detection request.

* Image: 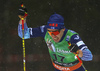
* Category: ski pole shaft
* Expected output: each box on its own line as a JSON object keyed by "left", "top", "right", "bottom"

{"left": 21, "top": 3, "right": 26, "bottom": 71}
{"left": 22, "top": 18, "right": 26, "bottom": 71}
{"left": 75, "top": 54, "right": 87, "bottom": 71}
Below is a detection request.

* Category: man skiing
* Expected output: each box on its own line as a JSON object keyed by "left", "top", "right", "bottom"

{"left": 18, "top": 5, "right": 93, "bottom": 71}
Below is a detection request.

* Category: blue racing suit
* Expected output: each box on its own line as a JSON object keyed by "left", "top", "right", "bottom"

{"left": 18, "top": 23, "right": 93, "bottom": 71}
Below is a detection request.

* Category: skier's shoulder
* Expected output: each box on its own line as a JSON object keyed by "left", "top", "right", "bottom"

{"left": 66, "top": 29, "right": 78, "bottom": 36}
{"left": 65, "top": 29, "right": 79, "bottom": 41}
{"left": 68, "top": 29, "right": 77, "bottom": 34}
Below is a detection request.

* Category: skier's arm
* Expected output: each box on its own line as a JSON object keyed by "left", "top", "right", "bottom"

{"left": 70, "top": 34, "right": 93, "bottom": 61}
{"left": 18, "top": 21, "right": 30, "bottom": 39}
{"left": 18, "top": 20, "right": 47, "bottom": 39}
{"left": 18, "top": 4, "right": 30, "bottom": 39}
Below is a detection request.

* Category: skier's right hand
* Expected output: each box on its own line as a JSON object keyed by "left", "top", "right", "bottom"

{"left": 18, "top": 3, "right": 28, "bottom": 19}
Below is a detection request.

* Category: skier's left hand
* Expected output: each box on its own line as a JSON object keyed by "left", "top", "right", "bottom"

{"left": 68, "top": 44, "right": 79, "bottom": 53}
{"left": 68, "top": 44, "right": 83, "bottom": 57}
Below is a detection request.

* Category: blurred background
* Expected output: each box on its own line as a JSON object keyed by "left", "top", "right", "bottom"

{"left": 0, "top": 0, "right": 100, "bottom": 71}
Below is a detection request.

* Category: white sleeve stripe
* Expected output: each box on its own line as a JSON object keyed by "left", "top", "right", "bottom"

{"left": 29, "top": 28, "right": 33, "bottom": 35}
{"left": 80, "top": 46, "right": 88, "bottom": 51}
{"left": 40, "top": 25, "right": 45, "bottom": 33}
{"left": 76, "top": 41, "right": 85, "bottom": 47}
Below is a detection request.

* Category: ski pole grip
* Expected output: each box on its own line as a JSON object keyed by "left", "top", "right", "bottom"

{"left": 21, "top": 2, "right": 24, "bottom": 7}
{"left": 21, "top": 18, "right": 24, "bottom": 30}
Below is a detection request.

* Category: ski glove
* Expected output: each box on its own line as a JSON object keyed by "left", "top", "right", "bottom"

{"left": 18, "top": 4, "right": 27, "bottom": 16}
{"left": 68, "top": 44, "right": 79, "bottom": 53}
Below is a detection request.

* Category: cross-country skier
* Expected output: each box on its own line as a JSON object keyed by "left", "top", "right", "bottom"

{"left": 18, "top": 5, "right": 93, "bottom": 71}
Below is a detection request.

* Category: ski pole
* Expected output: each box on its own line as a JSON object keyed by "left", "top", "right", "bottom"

{"left": 68, "top": 43, "right": 87, "bottom": 71}
{"left": 20, "top": 3, "right": 28, "bottom": 71}
{"left": 22, "top": 17, "right": 26, "bottom": 71}
{"left": 75, "top": 54, "right": 87, "bottom": 71}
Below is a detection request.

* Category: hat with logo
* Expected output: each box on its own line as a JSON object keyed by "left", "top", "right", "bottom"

{"left": 47, "top": 13, "right": 64, "bottom": 29}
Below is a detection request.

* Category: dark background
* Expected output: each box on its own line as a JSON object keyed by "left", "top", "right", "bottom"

{"left": 0, "top": 0, "right": 100, "bottom": 71}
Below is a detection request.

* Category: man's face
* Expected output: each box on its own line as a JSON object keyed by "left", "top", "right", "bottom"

{"left": 47, "top": 28, "right": 65, "bottom": 42}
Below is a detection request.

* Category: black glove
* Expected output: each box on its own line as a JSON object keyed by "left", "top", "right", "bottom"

{"left": 18, "top": 3, "right": 27, "bottom": 16}
{"left": 68, "top": 44, "right": 79, "bottom": 53}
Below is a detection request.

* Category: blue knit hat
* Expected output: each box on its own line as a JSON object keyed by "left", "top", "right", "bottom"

{"left": 47, "top": 14, "right": 64, "bottom": 29}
